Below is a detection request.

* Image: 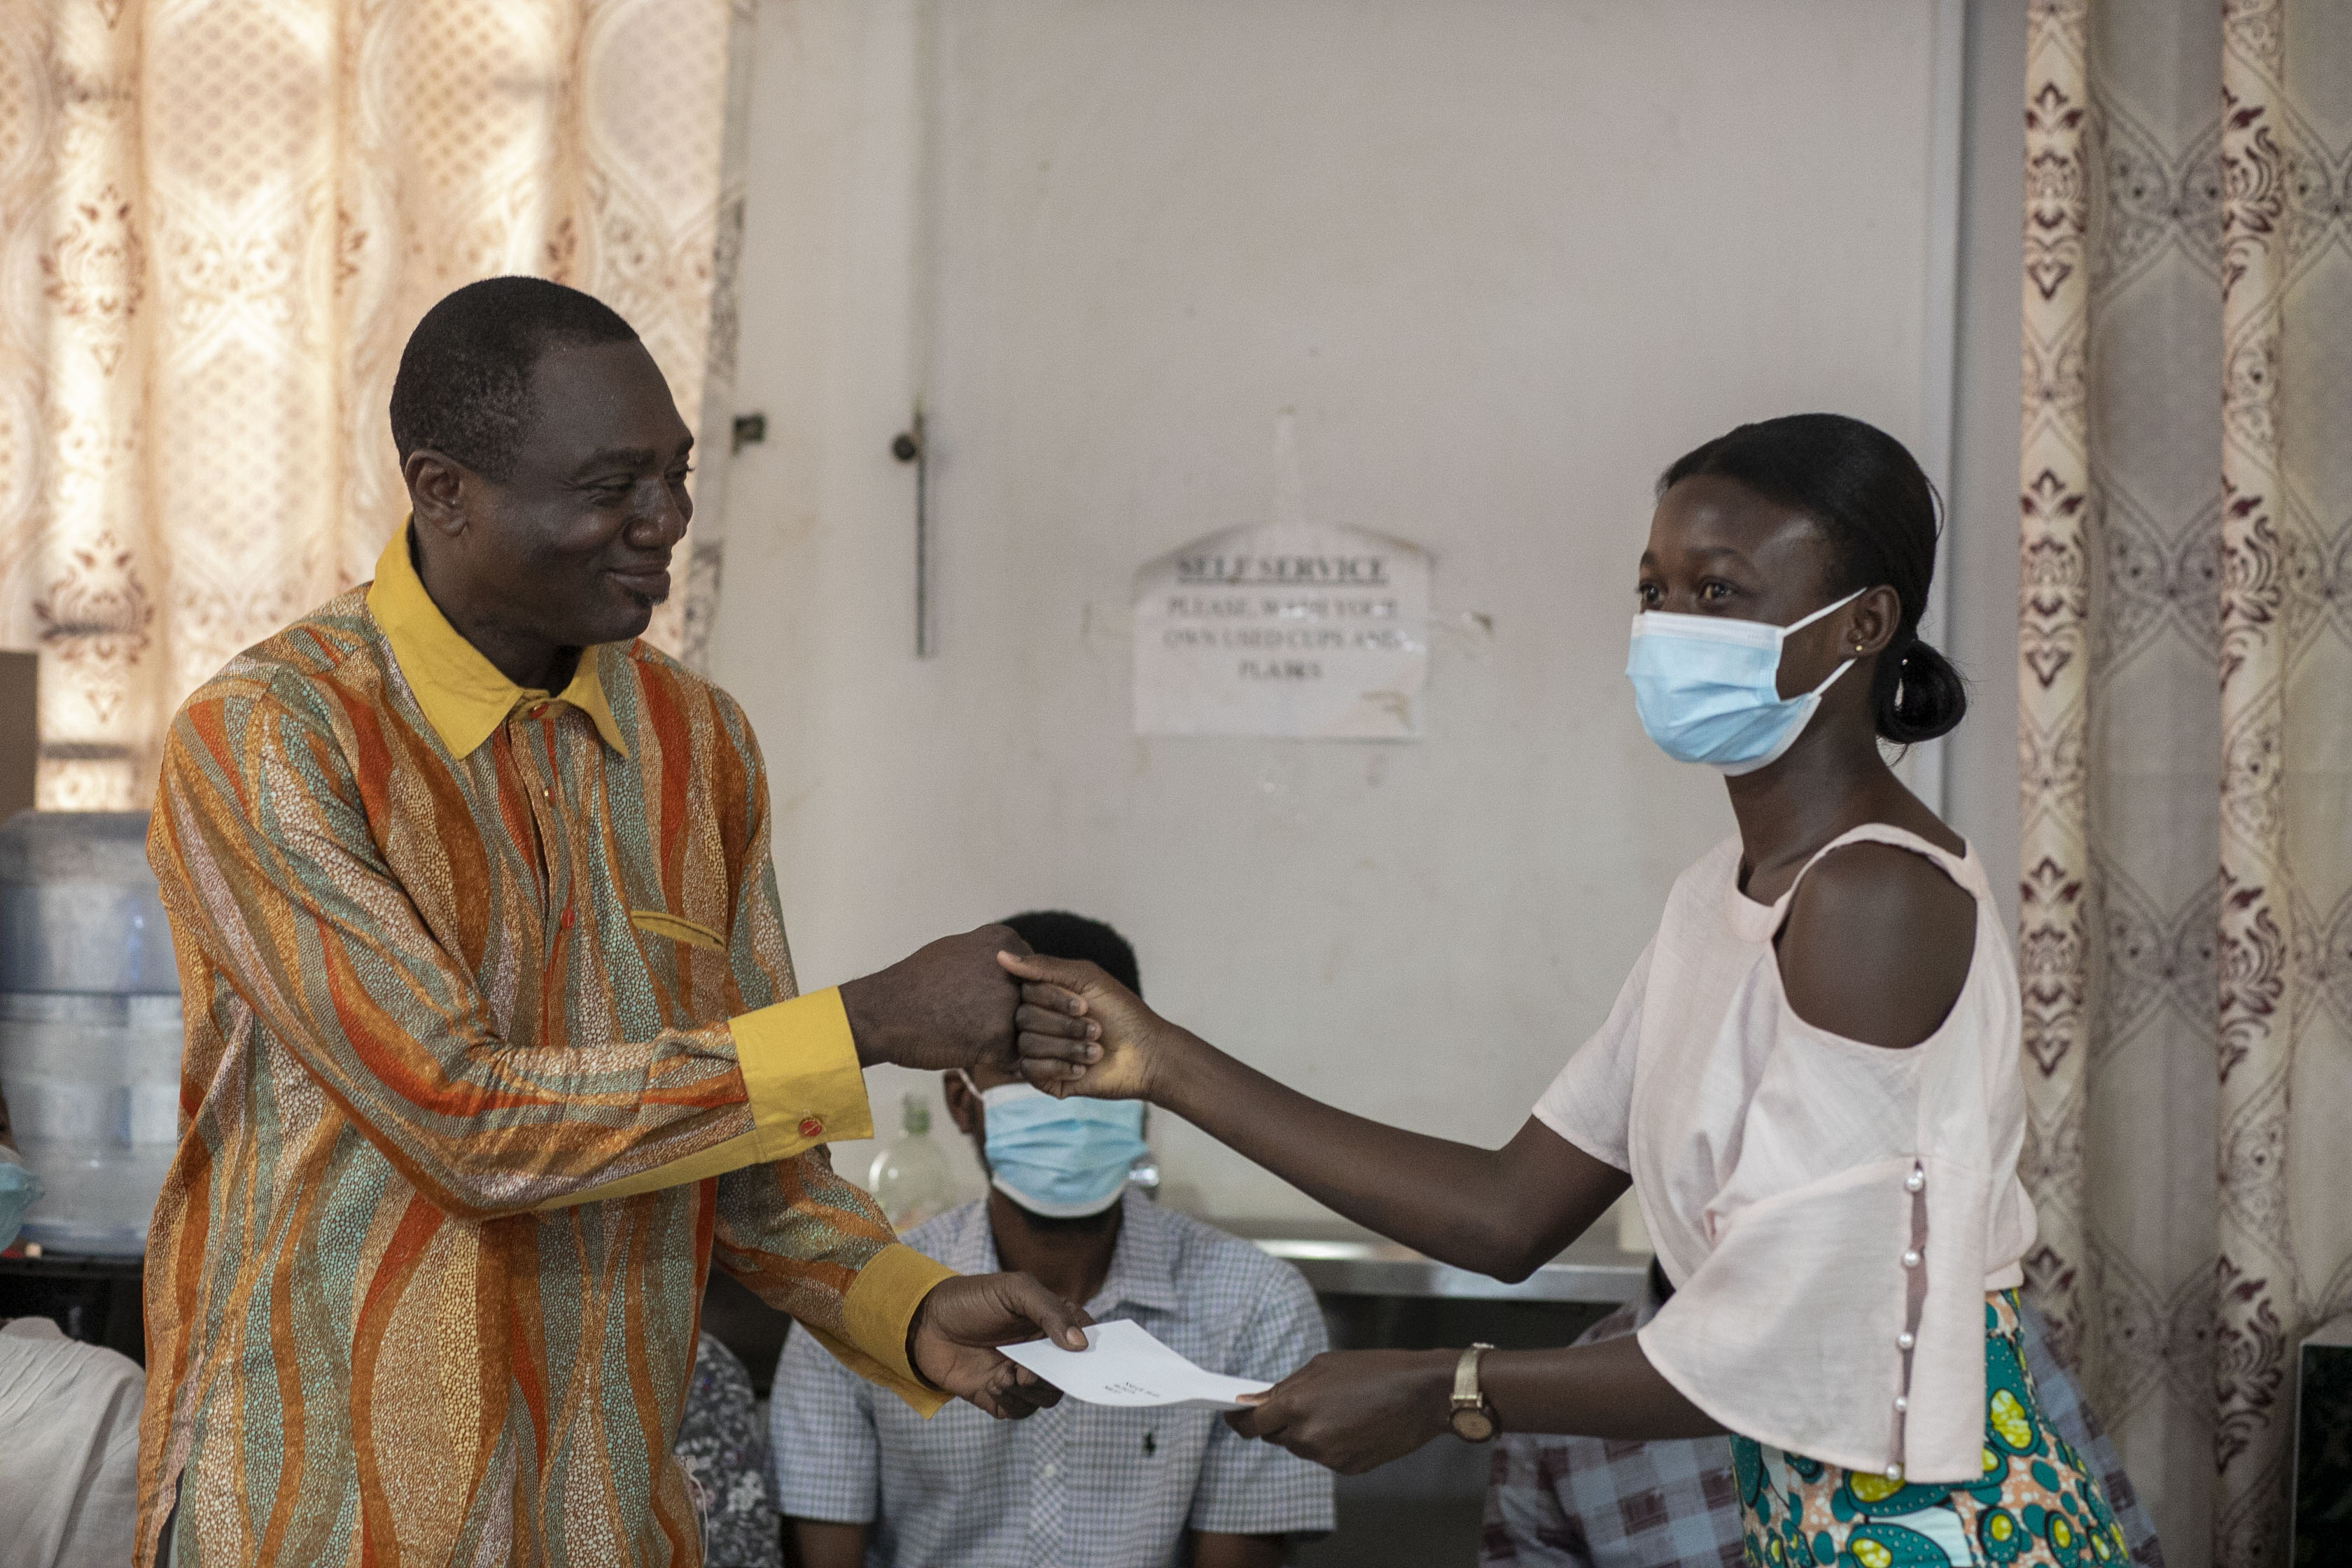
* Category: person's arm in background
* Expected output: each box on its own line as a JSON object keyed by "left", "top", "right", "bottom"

{"left": 772, "top": 1325, "right": 882, "bottom": 1567}
{"left": 1000, "top": 954, "right": 1632, "bottom": 1281}
{"left": 1191, "top": 1532, "right": 1284, "bottom": 1567}
{"left": 784, "top": 1522, "right": 865, "bottom": 1568}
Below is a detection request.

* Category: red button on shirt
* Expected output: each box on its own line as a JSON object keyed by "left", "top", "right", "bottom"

{"left": 798, "top": 1116, "right": 825, "bottom": 1139}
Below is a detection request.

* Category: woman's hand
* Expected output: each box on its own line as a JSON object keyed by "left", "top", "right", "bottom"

{"left": 995, "top": 951, "right": 1181, "bottom": 1100}
{"left": 1223, "top": 1349, "right": 1457, "bottom": 1475}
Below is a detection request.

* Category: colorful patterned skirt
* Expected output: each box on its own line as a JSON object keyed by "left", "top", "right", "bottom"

{"left": 1731, "top": 1292, "right": 2130, "bottom": 1567}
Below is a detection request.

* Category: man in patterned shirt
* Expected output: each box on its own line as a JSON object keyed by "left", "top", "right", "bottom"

{"left": 139, "top": 278, "right": 1088, "bottom": 1567}
{"left": 772, "top": 913, "right": 1334, "bottom": 1568}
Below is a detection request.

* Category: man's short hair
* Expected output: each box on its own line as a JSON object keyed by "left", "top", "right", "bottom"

{"left": 388, "top": 276, "right": 639, "bottom": 482}
{"left": 1001, "top": 911, "right": 1141, "bottom": 998}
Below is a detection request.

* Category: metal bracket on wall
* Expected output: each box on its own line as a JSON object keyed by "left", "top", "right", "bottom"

{"left": 892, "top": 407, "right": 932, "bottom": 657}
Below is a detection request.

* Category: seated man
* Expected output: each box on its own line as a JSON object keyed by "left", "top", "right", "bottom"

{"left": 771, "top": 912, "right": 1334, "bottom": 1568}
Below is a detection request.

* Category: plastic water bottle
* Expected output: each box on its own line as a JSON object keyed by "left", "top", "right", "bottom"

{"left": 867, "top": 1093, "right": 956, "bottom": 1232}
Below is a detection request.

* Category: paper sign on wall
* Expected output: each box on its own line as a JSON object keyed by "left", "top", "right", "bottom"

{"left": 1133, "top": 519, "right": 1430, "bottom": 738}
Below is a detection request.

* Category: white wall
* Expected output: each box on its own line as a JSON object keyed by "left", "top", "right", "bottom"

{"left": 718, "top": 0, "right": 1959, "bottom": 1219}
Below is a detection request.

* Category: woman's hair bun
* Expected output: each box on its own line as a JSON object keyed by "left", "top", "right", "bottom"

{"left": 1877, "top": 635, "right": 1966, "bottom": 744}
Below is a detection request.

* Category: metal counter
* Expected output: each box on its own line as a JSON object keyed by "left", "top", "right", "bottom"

{"left": 1215, "top": 1217, "right": 1651, "bottom": 1304}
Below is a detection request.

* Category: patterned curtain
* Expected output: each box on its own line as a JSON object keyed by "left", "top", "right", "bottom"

{"left": 2017, "top": 3, "right": 2352, "bottom": 1564}
{"left": 0, "top": 0, "right": 750, "bottom": 811}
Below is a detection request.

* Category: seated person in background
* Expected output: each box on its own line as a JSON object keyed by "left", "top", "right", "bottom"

{"left": 0, "top": 1096, "right": 144, "bottom": 1568}
{"left": 1478, "top": 1271, "right": 2163, "bottom": 1568}
{"left": 771, "top": 912, "right": 1335, "bottom": 1568}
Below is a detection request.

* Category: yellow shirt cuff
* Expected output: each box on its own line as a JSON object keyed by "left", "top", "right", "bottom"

{"left": 536, "top": 988, "right": 872, "bottom": 1210}
{"left": 735, "top": 986, "right": 874, "bottom": 1156}
{"left": 803, "top": 1243, "right": 961, "bottom": 1415}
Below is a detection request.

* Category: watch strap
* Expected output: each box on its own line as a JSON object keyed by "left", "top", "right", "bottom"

{"left": 1453, "top": 1341, "right": 1495, "bottom": 1410}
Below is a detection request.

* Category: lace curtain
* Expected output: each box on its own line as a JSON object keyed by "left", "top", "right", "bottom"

{"left": 0, "top": 0, "right": 750, "bottom": 809}
{"left": 2017, "top": 3, "right": 2352, "bottom": 1564}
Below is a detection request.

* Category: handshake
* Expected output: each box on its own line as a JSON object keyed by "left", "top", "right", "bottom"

{"left": 836, "top": 923, "right": 1157, "bottom": 1095}
{"left": 833, "top": 923, "right": 1049, "bottom": 1075}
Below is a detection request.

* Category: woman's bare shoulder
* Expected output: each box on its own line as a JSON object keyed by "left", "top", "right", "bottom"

{"left": 1775, "top": 841, "right": 1977, "bottom": 1049}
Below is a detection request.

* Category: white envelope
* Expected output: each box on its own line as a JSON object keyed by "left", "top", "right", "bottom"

{"left": 997, "top": 1319, "right": 1274, "bottom": 1410}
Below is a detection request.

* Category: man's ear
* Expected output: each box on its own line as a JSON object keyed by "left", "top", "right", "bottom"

{"left": 941, "top": 1072, "right": 980, "bottom": 1138}
{"left": 403, "top": 449, "right": 473, "bottom": 538}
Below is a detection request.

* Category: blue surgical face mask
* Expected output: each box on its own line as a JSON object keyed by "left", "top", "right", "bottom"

{"left": 969, "top": 1077, "right": 1149, "bottom": 1219}
{"left": 0, "top": 1148, "right": 41, "bottom": 1254}
{"left": 1625, "top": 589, "right": 1863, "bottom": 776}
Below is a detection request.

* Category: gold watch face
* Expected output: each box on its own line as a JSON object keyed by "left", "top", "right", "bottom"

{"left": 1450, "top": 1405, "right": 1497, "bottom": 1443}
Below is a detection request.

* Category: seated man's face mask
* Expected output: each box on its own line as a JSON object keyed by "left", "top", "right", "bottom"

{"left": 965, "top": 1075, "right": 1148, "bottom": 1219}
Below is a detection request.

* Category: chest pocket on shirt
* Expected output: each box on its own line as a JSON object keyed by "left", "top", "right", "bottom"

{"left": 629, "top": 909, "right": 726, "bottom": 952}
{"left": 628, "top": 909, "right": 738, "bottom": 1025}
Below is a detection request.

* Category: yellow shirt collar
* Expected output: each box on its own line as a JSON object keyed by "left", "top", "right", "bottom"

{"left": 365, "top": 524, "right": 630, "bottom": 761}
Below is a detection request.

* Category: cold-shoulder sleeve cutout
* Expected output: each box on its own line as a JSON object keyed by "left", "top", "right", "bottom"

{"left": 1774, "top": 841, "right": 1976, "bottom": 1049}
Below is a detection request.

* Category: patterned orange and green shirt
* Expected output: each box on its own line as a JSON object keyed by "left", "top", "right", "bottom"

{"left": 139, "top": 528, "right": 955, "bottom": 1567}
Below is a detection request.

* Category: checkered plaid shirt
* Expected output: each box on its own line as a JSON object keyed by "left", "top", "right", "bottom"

{"left": 770, "top": 1191, "right": 1334, "bottom": 1567}
{"left": 1480, "top": 1278, "right": 2164, "bottom": 1567}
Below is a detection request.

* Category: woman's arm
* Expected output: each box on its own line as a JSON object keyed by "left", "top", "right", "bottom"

{"left": 1224, "top": 1335, "right": 1722, "bottom": 1476}
{"left": 998, "top": 954, "right": 1628, "bottom": 1281}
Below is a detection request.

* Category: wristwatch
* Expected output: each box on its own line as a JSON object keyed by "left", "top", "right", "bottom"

{"left": 1449, "top": 1342, "right": 1498, "bottom": 1442}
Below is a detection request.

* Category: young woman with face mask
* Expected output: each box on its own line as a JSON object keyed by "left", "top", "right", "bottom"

{"left": 1005, "top": 414, "right": 2127, "bottom": 1568}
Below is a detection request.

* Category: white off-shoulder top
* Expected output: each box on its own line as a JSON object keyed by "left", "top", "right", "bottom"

{"left": 1533, "top": 824, "right": 2036, "bottom": 1484}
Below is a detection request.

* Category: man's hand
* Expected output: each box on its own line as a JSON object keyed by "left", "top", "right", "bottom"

{"left": 908, "top": 1273, "right": 1093, "bottom": 1419}
{"left": 1222, "top": 1348, "right": 1455, "bottom": 1474}
{"left": 995, "top": 951, "right": 1177, "bottom": 1100}
{"left": 838, "top": 925, "right": 1033, "bottom": 1072}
